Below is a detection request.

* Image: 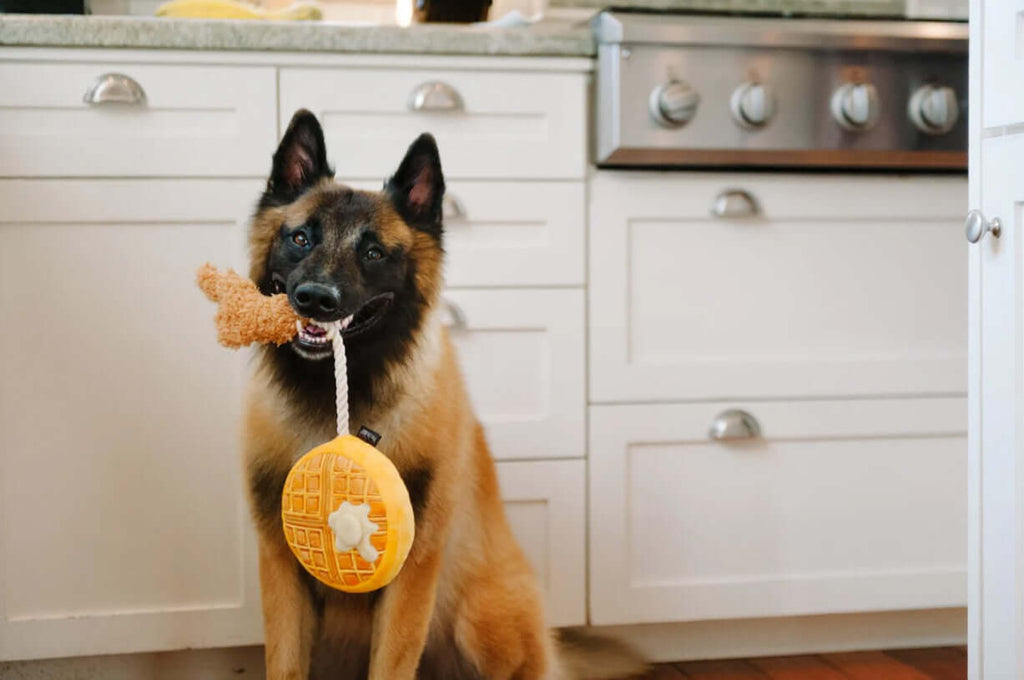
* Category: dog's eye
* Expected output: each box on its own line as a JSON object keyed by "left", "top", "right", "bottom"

{"left": 364, "top": 246, "right": 384, "bottom": 262}
{"left": 291, "top": 231, "right": 309, "bottom": 248}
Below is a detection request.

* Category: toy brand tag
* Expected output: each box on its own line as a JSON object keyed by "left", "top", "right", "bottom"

{"left": 357, "top": 426, "right": 382, "bottom": 447}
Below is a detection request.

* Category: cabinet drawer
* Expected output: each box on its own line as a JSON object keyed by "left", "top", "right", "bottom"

{"left": 280, "top": 67, "right": 586, "bottom": 180}
{"left": 497, "top": 459, "right": 586, "bottom": 627}
{"left": 0, "top": 179, "right": 262, "bottom": 660}
{"left": 0, "top": 63, "right": 276, "bottom": 177}
{"left": 589, "top": 172, "right": 968, "bottom": 402}
{"left": 345, "top": 180, "right": 585, "bottom": 287}
{"left": 588, "top": 399, "right": 967, "bottom": 625}
{"left": 445, "top": 289, "right": 584, "bottom": 460}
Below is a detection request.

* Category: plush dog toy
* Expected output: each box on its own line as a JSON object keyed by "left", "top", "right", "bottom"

{"left": 196, "top": 264, "right": 415, "bottom": 593}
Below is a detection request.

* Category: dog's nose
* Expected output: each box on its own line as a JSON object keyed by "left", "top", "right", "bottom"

{"left": 291, "top": 282, "right": 343, "bottom": 320}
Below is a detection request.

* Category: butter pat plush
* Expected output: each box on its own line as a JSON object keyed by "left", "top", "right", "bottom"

{"left": 281, "top": 434, "right": 415, "bottom": 593}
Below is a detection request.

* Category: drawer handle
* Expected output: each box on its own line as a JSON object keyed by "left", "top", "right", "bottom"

{"left": 443, "top": 194, "right": 467, "bottom": 222}
{"left": 409, "top": 81, "right": 464, "bottom": 112}
{"left": 710, "top": 189, "right": 759, "bottom": 219}
{"left": 83, "top": 73, "right": 147, "bottom": 107}
{"left": 442, "top": 299, "right": 467, "bottom": 331}
{"left": 709, "top": 409, "right": 761, "bottom": 441}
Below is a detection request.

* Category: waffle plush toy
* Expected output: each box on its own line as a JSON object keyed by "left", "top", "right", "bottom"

{"left": 197, "top": 264, "right": 415, "bottom": 592}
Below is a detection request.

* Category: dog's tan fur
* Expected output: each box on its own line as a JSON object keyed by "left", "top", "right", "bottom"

{"left": 243, "top": 180, "right": 565, "bottom": 680}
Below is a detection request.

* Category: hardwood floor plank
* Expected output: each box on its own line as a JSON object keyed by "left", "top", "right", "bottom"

{"left": 821, "top": 651, "right": 931, "bottom": 680}
{"left": 675, "top": 659, "right": 770, "bottom": 679}
{"left": 747, "top": 655, "right": 850, "bottom": 680}
{"left": 885, "top": 647, "right": 966, "bottom": 680}
{"left": 639, "top": 664, "right": 689, "bottom": 680}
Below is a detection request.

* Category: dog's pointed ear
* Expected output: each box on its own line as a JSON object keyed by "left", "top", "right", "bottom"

{"left": 386, "top": 133, "right": 445, "bottom": 237}
{"left": 264, "top": 109, "right": 332, "bottom": 204}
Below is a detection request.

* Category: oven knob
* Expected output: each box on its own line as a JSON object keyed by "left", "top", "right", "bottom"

{"left": 649, "top": 80, "right": 700, "bottom": 128}
{"left": 730, "top": 82, "right": 775, "bottom": 129}
{"left": 908, "top": 84, "right": 959, "bottom": 135}
{"left": 830, "top": 83, "right": 880, "bottom": 132}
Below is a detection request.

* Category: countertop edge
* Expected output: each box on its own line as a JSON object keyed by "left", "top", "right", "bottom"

{"left": 0, "top": 15, "right": 597, "bottom": 57}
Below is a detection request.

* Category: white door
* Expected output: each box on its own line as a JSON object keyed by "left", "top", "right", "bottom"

{"left": 968, "top": 0, "right": 1024, "bottom": 675}
{"left": 0, "top": 180, "right": 262, "bottom": 660}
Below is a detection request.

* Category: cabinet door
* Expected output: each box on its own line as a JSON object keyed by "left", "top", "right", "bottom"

{"left": 496, "top": 460, "right": 586, "bottom": 627}
{"left": 589, "top": 399, "right": 966, "bottom": 625}
{"left": 0, "top": 180, "right": 263, "bottom": 660}
{"left": 445, "top": 289, "right": 585, "bottom": 460}
{"left": 589, "top": 172, "right": 968, "bottom": 403}
{"left": 0, "top": 63, "right": 276, "bottom": 177}
{"left": 279, "top": 67, "right": 586, "bottom": 180}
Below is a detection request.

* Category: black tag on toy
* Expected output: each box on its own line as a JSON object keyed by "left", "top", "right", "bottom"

{"left": 357, "top": 426, "right": 382, "bottom": 447}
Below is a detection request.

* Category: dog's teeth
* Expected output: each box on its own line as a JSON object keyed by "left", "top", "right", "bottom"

{"left": 296, "top": 320, "right": 304, "bottom": 336}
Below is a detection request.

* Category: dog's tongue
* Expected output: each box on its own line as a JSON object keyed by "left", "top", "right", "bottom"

{"left": 304, "top": 324, "right": 327, "bottom": 337}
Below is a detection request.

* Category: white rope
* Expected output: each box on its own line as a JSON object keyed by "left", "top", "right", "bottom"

{"left": 332, "top": 321, "right": 348, "bottom": 436}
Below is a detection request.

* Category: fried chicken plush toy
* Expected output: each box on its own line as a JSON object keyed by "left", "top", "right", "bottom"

{"left": 197, "top": 264, "right": 415, "bottom": 593}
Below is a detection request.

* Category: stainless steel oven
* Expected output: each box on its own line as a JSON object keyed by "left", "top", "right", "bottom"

{"left": 593, "top": 11, "right": 967, "bottom": 170}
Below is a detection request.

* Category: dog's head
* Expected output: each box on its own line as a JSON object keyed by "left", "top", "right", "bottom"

{"left": 249, "top": 110, "right": 445, "bottom": 362}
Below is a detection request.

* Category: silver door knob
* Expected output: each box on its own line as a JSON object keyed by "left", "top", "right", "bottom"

{"left": 83, "top": 73, "right": 147, "bottom": 106}
{"left": 409, "top": 81, "right": 464, "bottom": 112}
{"left": 709, "top": 409, "right": 762, "bottom": 441}
{"left": 965, "top": 210, "right": 1001, "bottom": 243}
{"left": 710, "top": 189, "right": 759, "bottom": 219}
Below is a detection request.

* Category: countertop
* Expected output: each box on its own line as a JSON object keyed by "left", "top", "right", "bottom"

{"left": 550, "top": 0, "right": 907, "bottom": 16}
{"left": 0, "top": 14, "right": 596, "bottom": 57}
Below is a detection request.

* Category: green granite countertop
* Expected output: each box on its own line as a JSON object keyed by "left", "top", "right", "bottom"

{"left": 0, "top": 14, "right": 596, "bottom": 57}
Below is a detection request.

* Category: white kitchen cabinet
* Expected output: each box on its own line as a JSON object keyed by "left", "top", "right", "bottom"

{"left": 279, "top": 67, "right": 587, "bottom": 180}
{"left": 589, "top": 398, "right": 967, "bottom": 626}
{"left": 497, "top": 459, "right": 586, "bottom": 627}
{"left": 344, "top": 179, "right": 586, "bottom": 288}
{"left": 0, "top": 63, "right": 276, "bottom": 178}
{"left": 442, "top": 182, "right": 585, "bottom": 287}
{"left": 589, "top": 172, "right": 968, "bottom": 403}
{"left": 444, "top": 288, "right": 585, "bottom": 460}
{"left": 0, "top": 179, "right": 263, "bottom": 660}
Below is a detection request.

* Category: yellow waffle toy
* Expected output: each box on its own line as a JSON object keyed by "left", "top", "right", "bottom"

{"left": 197, "top": 264, "right": 415, "bottom": 592}
{"left": 282, "top": 434, "right": 414, "bottom": 592}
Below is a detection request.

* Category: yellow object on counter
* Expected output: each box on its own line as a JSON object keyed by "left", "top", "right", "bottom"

{"left": 281, "top": 434, "right": 415, "bottom": 593}
{"left": 156, "top": 0, "right": 322, "bottom": 20}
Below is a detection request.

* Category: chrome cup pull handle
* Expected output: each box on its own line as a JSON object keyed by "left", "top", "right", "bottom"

{"left": 83, "top": 73, "right": 147, "bottom": 106}
{"left": 443, "top": 194, "right": 467, "bottom": 222}
{"left": 442, "top": 299, "right": 467, "bottom": 331}
{"left": 709, "top": 409, "right": 762, "bottom": 441}
{"left": 409, "top": 81, "right": 464, "bottom": 112}
{"left": 965, "top": 209, "right": 1001, "bottom": 243}
{"left": 710, "top": 189, "right": 760, "bottom": 219}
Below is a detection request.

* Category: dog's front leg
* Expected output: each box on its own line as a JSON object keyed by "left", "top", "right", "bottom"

{"left": 258, "top": 535, "right": 317, "bottom": 680}
{"left": 368, "top": 544, "right": 444, "bottom": 680}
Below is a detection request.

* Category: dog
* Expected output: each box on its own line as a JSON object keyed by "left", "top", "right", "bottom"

{"left": 242, "top": 109, "right": 644, "bottom": 680}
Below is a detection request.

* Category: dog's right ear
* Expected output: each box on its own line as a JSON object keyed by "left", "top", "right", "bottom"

{"left": 263, "top": 109, "right": 332, "bottom": 205}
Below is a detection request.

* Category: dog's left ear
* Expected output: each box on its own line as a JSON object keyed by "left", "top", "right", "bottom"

{"left": 386, "top": 133, "right": 445, "bottom": 237}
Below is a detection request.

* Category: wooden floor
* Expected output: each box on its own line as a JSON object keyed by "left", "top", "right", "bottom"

{"left": 642, "top": 647, "right": 967, "bottom": 680}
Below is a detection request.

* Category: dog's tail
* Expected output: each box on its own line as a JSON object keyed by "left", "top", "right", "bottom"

{"left": 555, "top": 628, "right": 649, "bottom": 680}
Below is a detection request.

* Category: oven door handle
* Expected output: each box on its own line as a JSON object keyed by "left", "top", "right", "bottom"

{"left": 710, "top": 189, "right": 760, "bottom": 219}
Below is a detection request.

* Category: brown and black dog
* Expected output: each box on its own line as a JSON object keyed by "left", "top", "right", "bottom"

{"left": 242, "top": 110, "right": 643, "bottom": 680}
